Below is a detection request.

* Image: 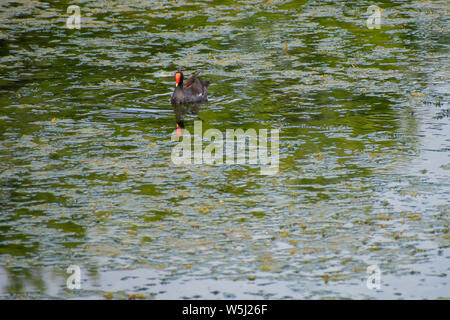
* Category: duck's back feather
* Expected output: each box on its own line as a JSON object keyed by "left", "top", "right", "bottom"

{"left": 171, "top": 73, "right": 209, "bottom": 104}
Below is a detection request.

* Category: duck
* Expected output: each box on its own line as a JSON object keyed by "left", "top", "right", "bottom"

{"left": 170, "top": 71, "right": 210, "bottom": 105}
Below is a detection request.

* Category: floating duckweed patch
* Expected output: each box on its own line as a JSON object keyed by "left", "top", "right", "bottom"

{"left": 143, "top": 210, "right": 180, "bottom": 222}
{"left": 135, "top": 184, "right": 162, "bottom": 195}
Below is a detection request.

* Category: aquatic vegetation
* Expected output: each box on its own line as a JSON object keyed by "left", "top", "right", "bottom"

{"left": 0, "top": 0, "right": 448, "bottom": 299}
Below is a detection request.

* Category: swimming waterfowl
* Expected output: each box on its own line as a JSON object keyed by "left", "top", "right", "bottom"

{"left": 170, "top": 71, "right": 210, "bottom": 105}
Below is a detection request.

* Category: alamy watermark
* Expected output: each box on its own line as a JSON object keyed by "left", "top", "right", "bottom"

{"left": 366, "top": 5, "right": 381, "bottom": 29}
{"left": 171, "top": 121, "right": 279, "bottom": 175}
{"left": 66, "top": 5, "right": 81, "bottom": 29}
{"left": 66, "top": 264, "right": 81, "bottom": 290}
{"left": 366, "top": 264, "right": 381, "bottom": 290}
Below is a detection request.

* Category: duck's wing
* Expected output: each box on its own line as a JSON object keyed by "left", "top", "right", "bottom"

{"left": 183, "top": 72, "right": 204, "bottom": 96}
{"left": 183, "top": 72, "right": 199, "bottom": 88}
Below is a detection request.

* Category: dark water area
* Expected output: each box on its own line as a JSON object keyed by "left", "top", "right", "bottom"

{"left": 0, "top": 0, "right": 448, "bottom": 299}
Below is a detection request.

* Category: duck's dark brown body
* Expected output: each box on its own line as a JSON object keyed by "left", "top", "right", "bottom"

{"left": 170, "top": 72, "right": 210, "bottom": 104}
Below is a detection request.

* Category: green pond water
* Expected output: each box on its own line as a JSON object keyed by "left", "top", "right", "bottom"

{"left": 0, "top": 0, "right": 449, "bottom": 299}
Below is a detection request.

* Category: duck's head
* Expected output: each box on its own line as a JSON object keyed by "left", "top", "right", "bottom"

{"left": 175, "top": 71, "right": 184, "bottom": 87}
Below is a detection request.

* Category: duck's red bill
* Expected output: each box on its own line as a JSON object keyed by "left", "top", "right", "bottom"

{"left": 176, "top": 125, "right": 182, "bottom": 136}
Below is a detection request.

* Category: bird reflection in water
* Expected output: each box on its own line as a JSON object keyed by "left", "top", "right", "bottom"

{"left": 172, "top": 103, "right": 201, "bottom": 136}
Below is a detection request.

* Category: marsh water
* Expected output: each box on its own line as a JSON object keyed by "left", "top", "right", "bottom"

{"left": 0, "top": 0, "right": 449, "bottom": 299}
